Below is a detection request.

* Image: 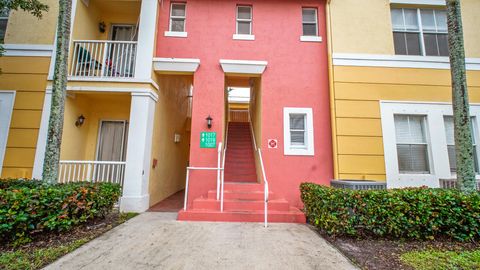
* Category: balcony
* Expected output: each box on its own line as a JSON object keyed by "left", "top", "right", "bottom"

{"left": 69, "top": 40, "right": 137, "bottom": 78}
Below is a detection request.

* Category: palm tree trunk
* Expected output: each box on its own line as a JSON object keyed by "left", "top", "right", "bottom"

{"left": 446, "top": 0, "right": 476, "bottom": 192}
{"left": 42, "top": 0, "right": 72, "bottom": 183}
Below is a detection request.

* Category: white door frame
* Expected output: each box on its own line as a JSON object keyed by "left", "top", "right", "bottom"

{"left": 0, "top": 91, "right": 16, "bottom": 175}
{"left": 95, "top": 119, "right": 128, "bottom": 161}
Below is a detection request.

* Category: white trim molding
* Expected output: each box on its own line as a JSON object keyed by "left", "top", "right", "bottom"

{"left": 164, "top": 31, "right": 188, "bottom": 38}
{"left": 153, "top": 58, "right": 200, "bottom": 73}
{"left": 300, "top": 36, "right": 322, "bottom": 42}
{"left": 32, "top": 90, "right": 52, "bottom": 179}
{"left": 219, "top": 59, "right": 268, "bottom": 75}
{"left": 333, "top": 53, "right": 480, "bottom": 70}
{"left": 233, "top": 34, "right": 255, "bottom": 41}
{"left": 390, "top": 0, "right": 445, "bottom": 6}
{"left": 0, "top": 91, "right": 16, "bottom": 175}
{"left": 283, "top": 107, "right": 315, "bottom": 156}
{"left": 380, "top": 101, "right": 480, "bottom": 189}
{"left": 3, "top": 44, "right": 53, "bottom": 57}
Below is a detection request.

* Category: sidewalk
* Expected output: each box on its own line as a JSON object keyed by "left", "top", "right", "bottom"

{"left": 44, "top": 212, "right": 357, "bottom": 270}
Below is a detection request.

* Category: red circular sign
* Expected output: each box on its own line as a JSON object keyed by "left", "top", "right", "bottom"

{"left": 268, "top": 139, "right": 277, "bottom": 148}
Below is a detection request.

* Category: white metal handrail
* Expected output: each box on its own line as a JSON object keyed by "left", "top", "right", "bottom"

{"left": 220, "top": 124, "right": 228, "bottom": 212}
{"left": 248, "top": 113, "right": 269, "bottom": 228}
{"left": 58, "top": 160, "right": 126, "bottom": 186}
{"left": 69, "top": 40, "right": 137, "bottom": 78}
{"left": 183, "top": 142, "right": 224, "bottom": 211}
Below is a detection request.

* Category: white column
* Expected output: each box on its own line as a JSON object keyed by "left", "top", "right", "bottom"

{"left": 32, "top": 89, "right": 52, "bottom": 179}
{"left": 134, "top": 0, "right": 158, "bottom": 80}
{"left": 120, "top": 91, "right": 157, "bottom": 212}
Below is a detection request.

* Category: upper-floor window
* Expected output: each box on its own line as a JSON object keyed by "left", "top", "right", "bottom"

{"left": 169, "top": 3, "right": 186, "bottom": 32}
{"left": 0, "top": 8, "right": 9, "bottom": 42}
{"left": 302, "top": 8, "right": 318, "bottom": 36}
{"left": 391, "top": 8, "right": 448, "bottom": 56}
{"left": 236, "top": 6, "right": 252, "bottom": 35}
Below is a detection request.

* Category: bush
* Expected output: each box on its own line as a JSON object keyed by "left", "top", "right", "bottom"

{"left": 300, "top": 183, "right": 480, "bottom": 241}
{"left": 0, "top": 179, "right": 121, "bottom": 243}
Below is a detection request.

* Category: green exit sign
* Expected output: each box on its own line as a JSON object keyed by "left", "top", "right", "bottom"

{"left": 200, "top": 132, "right": 217, "bottom": 148}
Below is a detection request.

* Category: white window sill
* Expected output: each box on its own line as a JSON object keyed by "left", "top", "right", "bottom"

{"left": 284, "top": 148, "right": 315, "bottom": 156}
{"left": 164, "top": 31, "right": 188, "bottom": 38}
{"left": 233, "top": 34, "right": 255, "bottom": 41}
{"left": 300, "top": 36, "right": 322, "bottom": 42}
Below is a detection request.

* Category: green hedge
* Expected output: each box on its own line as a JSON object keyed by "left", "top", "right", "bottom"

{"left": 300, "top": 183, "right": 480, "bottom": 241}
{"left": 0, "top": 179, "right": 121, "bottom": 243}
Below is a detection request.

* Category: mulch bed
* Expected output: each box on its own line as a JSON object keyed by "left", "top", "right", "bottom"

{"left": 317, "top": 231, "right": 480, "bottom": 270}
{"left": 0, "top": 210, "right": 132, "bottom": 253}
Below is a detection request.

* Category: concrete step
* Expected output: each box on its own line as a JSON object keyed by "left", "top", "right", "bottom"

{"left": 178, "top": 207, "right": 306, "bottom": 223}
{"left": 192, "top": 198, "right": 290, "bottom": 211}
{"left": 207, "top": 190, "right": 272, "bottom": 200}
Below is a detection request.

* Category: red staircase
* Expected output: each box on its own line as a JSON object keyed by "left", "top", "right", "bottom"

{"left": 177, "top": 122, "right": 305, "bottom": 223}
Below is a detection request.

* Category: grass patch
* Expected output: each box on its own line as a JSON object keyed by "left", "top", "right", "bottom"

{"left": 0, "top": 211, "right": 139, "bottom": 270}
{"left": 0, "top": 238, "right": 89, "bottom": 270}
{"left": 401, "top": 249, "right": 480, "bottom": 270}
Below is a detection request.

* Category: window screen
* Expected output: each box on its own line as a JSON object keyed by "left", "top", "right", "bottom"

{"left": 394, "top": 115, "right": 430, "bottom": 174}
{"left": 170, "top": 3, "right": 186, "bottom": 32}
{"left": 237, "top": 6, "right": 252, "bottom": 35}
{"left": 290, "top": 114, "right": 307, "bottom": 147}
{"left": 302, "top": 8, "right": 318, "bottom": 36}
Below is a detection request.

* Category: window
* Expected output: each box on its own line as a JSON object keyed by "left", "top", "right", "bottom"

{"left": 394, "top": 115, "right": 430, "bottom": 174}
{"left": 302, "top": 8, "right": 318, "bottom": 36}
{"left": 0, "top": 8, "right": 9, "bottom": 42}
{"left": 443, "top": 116, "right": 479, "bottom": 173}
{"left": 169, "top": 3, "right": 186, "bottom": 32}
{"left": 290, "top": 114, "right": 307, "bottom": 147}
{"left": 236, "top": 6, "right": 252, "bottom": 35}
{"left": 284, "top": 107, "right": 314, "bottom": 156}
{"left": 391, "top": 8, "right": 448, "bottom": 56}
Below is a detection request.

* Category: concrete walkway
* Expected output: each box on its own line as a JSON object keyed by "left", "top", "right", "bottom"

{"left": 44, "top": 213, "right": 357, "bottom": 270}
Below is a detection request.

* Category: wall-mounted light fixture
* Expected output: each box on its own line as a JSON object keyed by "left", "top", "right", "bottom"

{"left": 206, "top": 115, "right": 213, "bottom": 129}
{"left": 98, "top": 21, "right": 106, "bottom": 33}
{"left": 75, "top": 115, "right": 85, "bottom": 127}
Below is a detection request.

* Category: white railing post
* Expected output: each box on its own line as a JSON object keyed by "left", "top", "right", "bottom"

{"left": 216, "top": 142, "right": 222, "bottom": 200}
{"left": 184, "top": 168, "right": 190, "bottom": 211}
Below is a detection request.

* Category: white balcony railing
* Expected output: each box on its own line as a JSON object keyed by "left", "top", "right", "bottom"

{"left": 59, "top": 160, "right": 126, "bottom": 186}
{"left": 69, "top": 40, "right": 137, "bottom": 78}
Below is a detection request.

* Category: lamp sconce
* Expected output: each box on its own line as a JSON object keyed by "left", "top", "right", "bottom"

{"left": 206, "top": 115, "right": 213, "bottom": 129}
{"left": 98, "top": 21, "right": 106, "bottom": 33}
{"left": 75, "top": 115, "right": 85, "bottom": 127}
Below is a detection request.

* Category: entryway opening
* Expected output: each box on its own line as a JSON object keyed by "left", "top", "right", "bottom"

{"left": 224, "top": 76, "right": 262, "bottom": 183}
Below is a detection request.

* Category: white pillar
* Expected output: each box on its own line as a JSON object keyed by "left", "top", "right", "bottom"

{"left": 120, "top": 91, "right": 157, "bottom": 212}
{"left": 32, "top": 89, "right": 52, "bottom": 179}
{"left": 134, "top": 0, "right": 158, "bottom": 80}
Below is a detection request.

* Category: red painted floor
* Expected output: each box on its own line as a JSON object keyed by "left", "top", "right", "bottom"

{"left": 148, "top": 190, "right": 184, "bottom": 212}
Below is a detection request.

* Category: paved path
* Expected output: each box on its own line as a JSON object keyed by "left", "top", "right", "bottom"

{"left": 44, "top": 213, "right": 357, "bottom": 270}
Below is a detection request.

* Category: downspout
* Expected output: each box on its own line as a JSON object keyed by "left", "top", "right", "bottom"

{"left": 326, "top": 0, "right": 339, "bottom": 180}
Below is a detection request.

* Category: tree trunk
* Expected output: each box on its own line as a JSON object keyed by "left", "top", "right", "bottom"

{"left": 42, "top": 0, "right": 72, "bottom": 183}
{"left": 446, "top": 0, "right": 476, "bottom": 192}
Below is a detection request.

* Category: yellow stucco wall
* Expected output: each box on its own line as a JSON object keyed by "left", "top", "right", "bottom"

{"left": 60, "top": 92, "right": 131, "bottom": 161}
{"left": 331, "top": 66, "right": 480, "bottom": 181}
{"left": 4, "top": 0, "right": 58, "bottom": 44}
{"left": 329, "top": 0, "right": 480, "bottom": 57}
{"left": 148, "top": 74, "right": 192, "bottom": 206}
{"left": 0, "top": 57, "right": 51, "bottom": 178}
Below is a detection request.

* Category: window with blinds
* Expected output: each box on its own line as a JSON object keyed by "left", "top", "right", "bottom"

{"left": 394, "top": 115, "right": 430, "bottom": 174}
{"left": 169, "top": 3, "right": 186, "bottom": 32}
{"left": 443, "top": 116, "right": 479, "bottom": 173}
{"left": 391, "top": 8, "right": 448, "bottom": 56}
{"left": 236, "top": 6, "right": 252, "bottom": 35}
{"left": 290, "top": 114, "right": 307, "bottom": 147}
{"left": 302, "top": 8, "right": 318, "bottom": 36}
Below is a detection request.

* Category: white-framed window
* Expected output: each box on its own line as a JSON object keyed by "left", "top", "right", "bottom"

{"left": 391, "top": 8, "right": 448, "bottom": 56}
{"left": 443, "top": 116, "right": 480, "bottom": 173}
{"left": 236, "top": 6, "right": 252, "bottom": 35}
{"left": 283, "top": 107, "right": 314, "bottom": 156}
{"left": 302, "top": 8, "right": 318, "bottom": 36}
{"left": 0, "top": 91, "right": 16, "bottom": 175}
{"left": 380, "top": 102, "right": 480, "bottom": 189}
{"left": 165, "top": 3, "right": 187, "bottom": 37}
{"left": 0, "top": 8, "right": 10, "bottom": 42}
{"left": 394, "top": 115, "right": 430, "bottom": 174}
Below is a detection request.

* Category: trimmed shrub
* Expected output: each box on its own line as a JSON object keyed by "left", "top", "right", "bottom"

{"left": 0, "top": 179, "right": 121, "bottom": 243}
{"left": 300, "top": 183, "right": 480, "bottom": 241}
